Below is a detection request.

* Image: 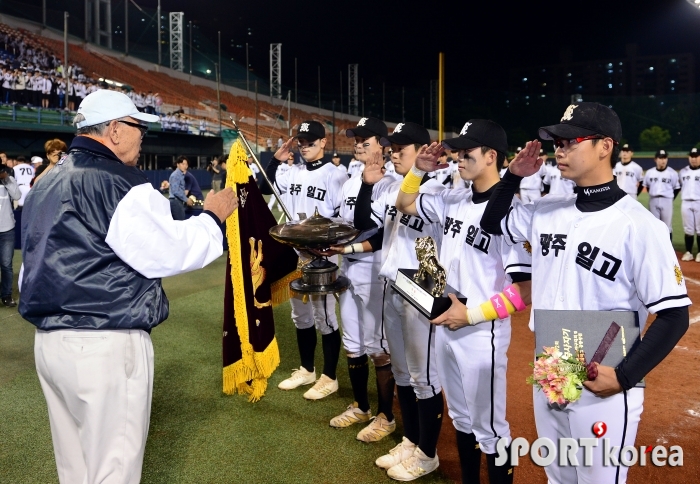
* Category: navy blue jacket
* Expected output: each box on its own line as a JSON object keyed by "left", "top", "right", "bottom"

{"left": 19, "top": 136, "right": 169, "bottom": 331}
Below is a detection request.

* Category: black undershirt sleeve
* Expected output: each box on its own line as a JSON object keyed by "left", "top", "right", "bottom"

{"left": 366, "top": 228, "right": 384, "bottom": 251}
{"left": 637, "top": 183, "right": 644, "bottom": 195}
{"left": 509, "top": 272, "right": 531, "bottom": 283}
{"left": 674, "top": 188, "right": 681, "bottom": 199}
{"left": 614, "top": 305, "right": 689, "bottom": 391}
{"left": 542, "top": 183, "right": 551, "bottom": 195}
{"left": 265, "top": 156, "right": 280, "bottom": 184}
{"left": 354, "top": 182, "right": 378, "bottom": 230}
{"left": 480, "top": 170, "right": 523, "bottom": 235}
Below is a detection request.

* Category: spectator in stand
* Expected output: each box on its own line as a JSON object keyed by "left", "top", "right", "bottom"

{"left": 33, "top": 138, "right": 67, "bottom": 185}
{"left": 199, "top": 118, "right": 208, "bottom": 136}
{"left": 0, "top": 161, "right": 20, "bottom": 306}
{"left": 277, "top": 136, "right": 284, "bottom": 149}
{"left": 168, "top": 156, "right": 191, "bottom": 220}
{"left": 266, "top": 138, "right": 273, "bottom": 151}
{"left": 207, "top": 156, "right": 223, "bottom": 192}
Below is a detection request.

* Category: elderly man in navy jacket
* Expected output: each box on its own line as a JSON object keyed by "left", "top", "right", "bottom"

{"left": 19, "top": 89, "right": 238, "bottom": 484}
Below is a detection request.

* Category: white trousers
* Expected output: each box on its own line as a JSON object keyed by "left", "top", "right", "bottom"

{"left": 35, "top": 328, "right": 154, "bottom": 484}
{"left": 436, "top": 319, "right": 511, "bottom": 454}
{"left": 681, "top": 199, "right": 700, "bottom": 235}
{"left": 648, "top": 196, "right": 673, "bottom": 232}
{"left": 534, "top": 386, "right": 644, "bottom": 484}
{"left": 290, "top": 295, "right": 338, "bottom": 335}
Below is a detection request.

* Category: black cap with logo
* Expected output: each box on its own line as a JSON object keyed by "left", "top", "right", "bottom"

{"left": 294, "top": 120, "right": 326, "bottom": 141}
{"left": 690, "top": 147, "right": 699, "bottom": 157}
{"left": 621, "top": 143, "right": 632, "bottom": 151}
{"left": 345, "top": 117, "right": 388, "bottom": 139}
{"left": 380, "top": 122, "right": 430, "bottom": 147}
{"left": 332, "top": 152, "right": 339, "bottom": 158}
{"left": 539, "top": 102, "right": 622, "bottom": 143}
{"left": 655, "top": 149, "right": 668, "bottom": 159}
{"left": 539, "top": 148, "right": 547, "bottom": 156}
{"left": 442, "top": 119, "right": 508, "bottom": 155}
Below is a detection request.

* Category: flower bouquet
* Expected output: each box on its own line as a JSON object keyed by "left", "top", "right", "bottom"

{"left": 527, "top": 347, "right": 589, "bottom": 409}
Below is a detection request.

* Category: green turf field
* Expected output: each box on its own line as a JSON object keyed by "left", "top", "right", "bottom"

{"left": 0, "top": 252, "right": 453, "bottom": 484}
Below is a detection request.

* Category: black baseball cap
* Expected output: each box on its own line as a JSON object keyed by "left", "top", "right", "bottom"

{"left": 655, "top": 149, "right": 668, "bottom": 159}
{"left": 689, "top": 147, "right": 699, "bottom": 157}
{"left": 332, "top": 152, "right": 339, "bottom": 157}
{"left": 539, "top": 148, "right": 547, "bottom": 156}
{"left": 294, "top": 120, "right": 325, "bottom": 141}
{"left": 621, "top": 143, "right": 633, "bottom": 151}
{"left": 539, "top": 102, "right": 622, "bottom": 143}
{"left": 345, "top": 117, "right": 388, "bottom": 139}
{"left": 442, "top": 119, "right": 508, "bottom": 155}
{"left": 380, "top": 122, "right": 430, "bottom": 147}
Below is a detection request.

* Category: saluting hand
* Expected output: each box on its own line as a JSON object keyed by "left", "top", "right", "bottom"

{"left": 273, "top": 138, "right": 295, "bottom": 162}
{"left": 204, "top": 187, "right": 238, "bottom": 222}
{"left": 362, "top": 151, "right": 384, "bottom": 185}
{"left": 430, "top": 294, "right": 469, "bottom": 330}
{"left": 414, "top": 142, "right": 446, "bottom": 173}
{"left": 508, "top": 140, "right": 542, "bottom": 177}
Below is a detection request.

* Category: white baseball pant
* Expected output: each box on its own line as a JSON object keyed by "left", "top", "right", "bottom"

{"left": 290, "top": 294, "right": 338, "bottom": 335}
{"left": 383, "top": 285, "right": 410, "bottom": 387}
{"left": 648, "top": 196, "right": 673, "bottom": 232}
{"left": 436, "top": 319, "right": 511, "bottom": 454}
{"left": 520, "top": 189, "right": 542, "bottom": 204}
{"left": 339, "top": 259, "right": 389, "bottom": 362}
{"left": 681, "top": 199, "right": 700, "bottom": 235}
{"left": 34, "top": 328, "right": 154, "bottom": 484}
{"left": 533, "top": 386, "right": 644, "bottom": 484}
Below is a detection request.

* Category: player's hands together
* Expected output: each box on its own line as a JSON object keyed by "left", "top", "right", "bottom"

{"left": 582, "top": 363, "right": 622, "bottom": 397}
{"left": 362, "top": 151, "right": 384, "bottom": 185}
{"left": 430, "top": 294, "right": 469, "bottom": 330}
{"left": 414, "top": 142, "right": 446, "bottom": 173}
{"left": 273, "top": 138, "right": 295, "bottom": 162}
{"left": 508, "top": 140, "right": 543, "bottom": 177}
{"left": 310, "top": 245, "right": 344, "bottom": 257}
{"left": 203, "top": 187, "right": 239, "bottom": 222}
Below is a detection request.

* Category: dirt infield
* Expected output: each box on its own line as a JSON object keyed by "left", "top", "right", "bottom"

{"left": 433, "top": 251, "right": 700, "bottom": 483}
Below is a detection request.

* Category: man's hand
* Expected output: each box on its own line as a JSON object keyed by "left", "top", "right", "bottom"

{"left": 309, "top": 245, "right": 344, "bottom": 257}
{"left": 273, "top": 138, "right": 295, "bottom": 162}
{"left": 415, "top": 142, "right": 447, "bottom": 173}
{"left": 508, "top": 140, "right": 543, "bottom": 177}
{"left": 203, "top": 187, "right": 238, "bottom": 222}
{"left": 186, "top": 198, "right": 194, "bottom": 207}
{"left": 362, "top": 151, "right": 384, "bottom": 185}
{"left": 582, "top": 363, "right": 622, "bottom": 397}
{"left": 430, "top": 294, "right": 469, "bottom": 330}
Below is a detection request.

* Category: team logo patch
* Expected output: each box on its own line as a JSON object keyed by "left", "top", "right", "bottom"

{"left": 460, "top": 122, "right": 472, "bottom": 135}
{"left": 57, "top": 154, "right": 68, "bottom": 165}
{"left": 299, "top": 122, "right": 310, "bottom": 132}
{"left": 674, "top": 264, "right": 683, "bottom": 285}
{"left": 357, "top": 117, "right": 368, "bottom": 126}
{"left": 523, "top": 241, "right": 532, "bottom": 254}
{"left": 239, "top": 187, "right": 248, "bottom": 208}
{"left": 393, "top": 123, "right": 404, "bottom": 133}
{"left": 560, "top": 104, "right": 578, "bottom": 122}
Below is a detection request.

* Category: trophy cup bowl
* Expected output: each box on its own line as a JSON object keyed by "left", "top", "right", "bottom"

{"left": 269, "top": 208, "right": 361, "bottom": 300}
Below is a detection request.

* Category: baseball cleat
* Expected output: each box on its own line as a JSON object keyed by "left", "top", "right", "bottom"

{"left": 681, "top": 251, "right": 694, "bottom": 261}
{"left": 303, "top": 374, "right": 338, "bottom": 400}
{"left": 376, "top": 437, "right": 417, "bottom": 469}
{"left": 387, "top": 447, "right": 439, "bottom": 481}
{"left": 278, "top": 367, "right": 316, "bottom": 390}
{"left": 330, "top": 402, "right": 371, "bottom": 428}
{"left": 356, "top": 412, "right": 396, "bottom": 442}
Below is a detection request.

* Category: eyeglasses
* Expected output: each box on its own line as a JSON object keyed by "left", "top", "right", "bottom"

{"left": 118, "top": 120, "right": 148, "bottom": 139}
{"left": 552, "top": 135, "right": 615, "bottom": 149}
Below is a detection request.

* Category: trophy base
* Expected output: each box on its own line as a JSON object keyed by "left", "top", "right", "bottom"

{"left": 391, "top": 269, "right": 467, "bottom": 319}
{"left": 290, "top": 276, "right": 351, "bottom": 300}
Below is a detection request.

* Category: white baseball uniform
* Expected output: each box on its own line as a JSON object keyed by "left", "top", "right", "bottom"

{"left": 268, "top": 162, "right": 292, "bottom": 211}
{"left": 383, "top": 160, "right": 401, "bottom": 182}
{"left": 415, "top": 188, "right": 532, "bottom": 454}
{"left": 500, "top": 185, "right": 690, "bottom": 484}
{"left": 433, "top": 163, "right": 453, "bottom": 187}
{"left": 274, "top": 160, "right": 348, "bottom": 334}
{"left": 679, "top": 166, "right": 700, "bottom": 235}
{"left": 365, "top": 178, "right": 445, "bottom": 398}
{"left": 613, "top": 161, "right": 643, "bottom": 199}
{"left": 335, "top": 163, "right": 348, "bottom": 176}
{"left": 543, "top": 164, "right": 575, "bottom": 196}
{"left": 519, "top": 165, "right": 545, "bottom": 203}
{"left": 643, "top": 167, "right": 680, "bottom": 232}
{"left": 338, "top": 174, "right": 395, "bottom": 360}
{"left": 348, "top": 159, "right": 364, "bottom": 179}
{"left": 14, "top": 163, "right": 35, "bottom": 206}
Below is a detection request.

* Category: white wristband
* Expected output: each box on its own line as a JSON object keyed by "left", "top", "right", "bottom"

{"left": 342, "top": 243, "right": 365, "bottom": 255}
{"left": 466, "top": 306, "right": 486, "bottom": 326}
{"left": 411, "top": 165, "right": 426, "bottom": 177}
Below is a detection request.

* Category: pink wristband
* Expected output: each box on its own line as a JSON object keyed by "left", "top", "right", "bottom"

{"left": 490, "top": 294, "right": 510, "bottom": 320}
{"left": 502, "top": 284, "right": 526, "bottom": 311}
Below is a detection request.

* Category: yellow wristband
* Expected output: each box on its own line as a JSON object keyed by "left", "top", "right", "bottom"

{"left": 479, "top": 300, "right": 499, "bottom": 321}
{"left": 400, "top": 169, "right": 423, "bottom": 194}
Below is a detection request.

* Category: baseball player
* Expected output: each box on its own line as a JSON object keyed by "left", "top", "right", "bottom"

{"left": 613, "top": 144, "right": 644, "bottom": 199}
{"left": 642, "top": 149, "right": 680, "bottom": 239}
{"left": 348, "top": 156, "right": 365, "bottom": 178}
{"left": 13, "top": 156, "right": 34, "bottom": 207}
{"left": 326, "top": 117, "right": 398, "bottom": 443}
{"left": 332, "top": 152, "right": 348, "bottom": 176}
{"left": 396, "top": 119, "right": 533, "bottom": 483}
{"left": 518, "top": 146, "right": 546, "bottom": 203}
{"left": 679, "top": 147, "right": 700, "bottom": 261}
{"left": 268, "top": 151, "right": 294, "bottom": 213}
{"left": 541, "top": 148, "right": 575, "bottom": 196}
{"left": 353, "top": 122, "right": 448, "bottom": 479}
{"left": 433, "top": 152, "right": 453, "bottom": 187}
{"left": 264, "top": 120, "right": 348, "bottom": 400}
{"left": 481, "top": 102, "right": 690, "bottom": 484}
{"left": 499, "top": 157, "right": 509, "bottom": 178}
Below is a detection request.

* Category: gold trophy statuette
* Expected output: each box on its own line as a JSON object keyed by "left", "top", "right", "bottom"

{"left": 413, "top": 236, "right": 447, "bottom": 297}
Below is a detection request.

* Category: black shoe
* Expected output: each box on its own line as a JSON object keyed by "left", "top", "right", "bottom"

{"left": 2, "top": 296, "right": 16, "bottom": 307}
